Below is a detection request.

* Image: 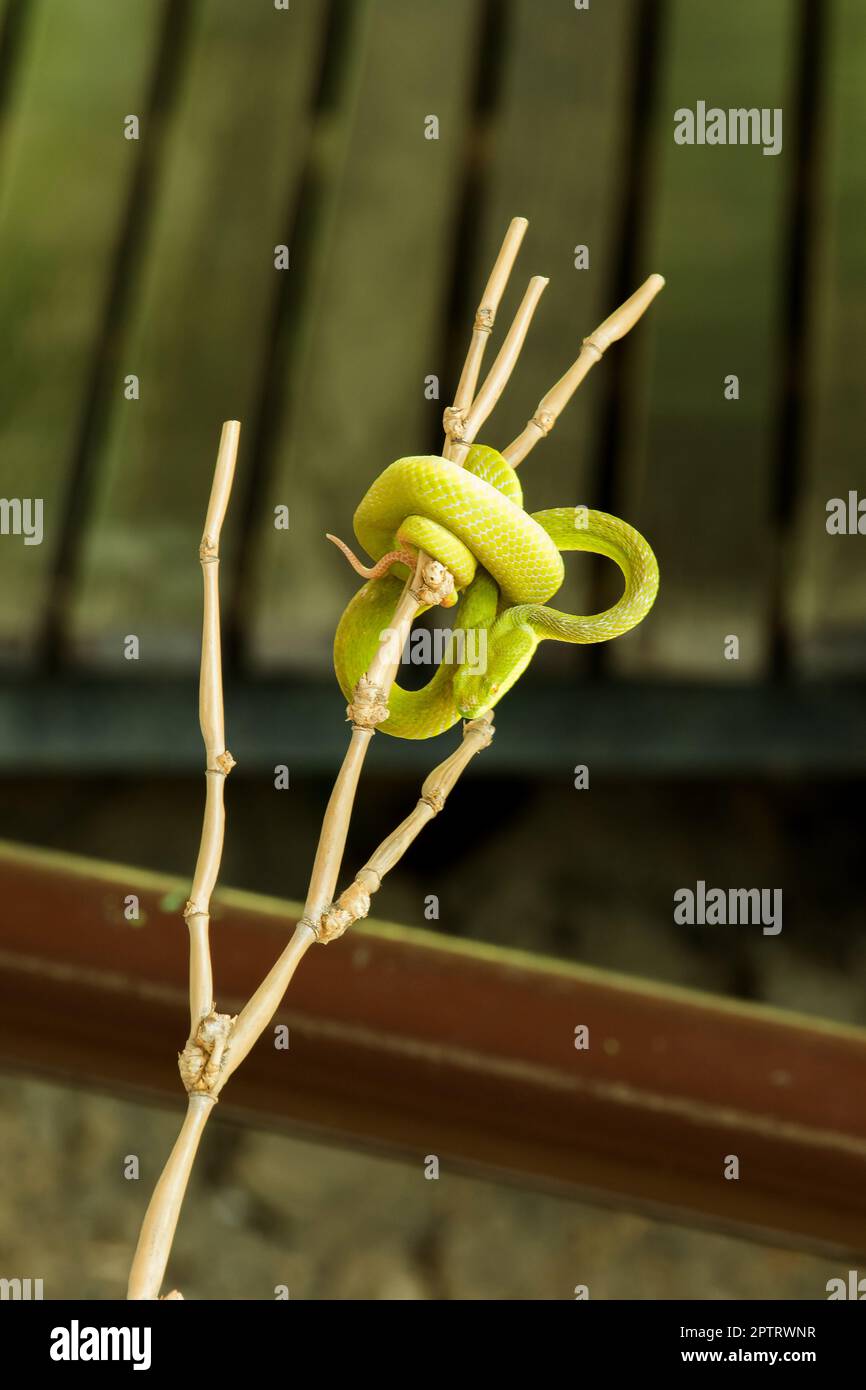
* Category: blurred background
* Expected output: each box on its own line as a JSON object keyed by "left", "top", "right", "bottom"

{"left": 0, "top": 0, "right": 865, "bottom": 1298}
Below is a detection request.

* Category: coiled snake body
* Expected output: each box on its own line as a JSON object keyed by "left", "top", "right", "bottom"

{"left": 333, "top": 444, "right": 658, "bottom": 739}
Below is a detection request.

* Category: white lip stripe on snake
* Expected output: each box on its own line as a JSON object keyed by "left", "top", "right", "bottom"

{"left": 332, "top": 444, "right": 658, "bottom": 739}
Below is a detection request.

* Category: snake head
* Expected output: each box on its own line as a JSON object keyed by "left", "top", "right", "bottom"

{"left": 454, "top": 619, "right": 538, "bottom": 718}
{"left": 455, "top": 672, "right": 502, "bottom": 720}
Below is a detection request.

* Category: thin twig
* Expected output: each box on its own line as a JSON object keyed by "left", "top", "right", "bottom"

{"left": 448, "top": 275, "right": 549, "bottom": 466}
{"left": 503, "top": 274, "right": 666, "bottom": 467}
{"left": 443, "top": 216, "right": 528, "bottom": 462}
{"left": 183, "top": 419, "right": 239, "bottom": 1029}
{"left": 127, "top": 1095, "right": 213, "bottom": 1300}
{"left": 319, "top": 711, "right": 495, "bottom": 939}
{"left": 127, "top": 421, "right": 239, "bottom": 1300}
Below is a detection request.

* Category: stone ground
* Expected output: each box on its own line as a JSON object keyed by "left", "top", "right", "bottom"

{"left": 0, "top": 1076, "right": 844, "bottom": 1300}
{"left": 0, "top": 772, "right": 862, "bottom": 1298}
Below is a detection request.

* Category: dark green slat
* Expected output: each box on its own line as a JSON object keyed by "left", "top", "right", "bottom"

{"left": 69, "top": 0, "right": 325, "bottom": 668}
{"left": 0, "top": 0, "right": 163, "bottom": 666}
{"left": 250, "top": 0, "right": 480, "bottom": 670}
{"left": 615, "top": 0, "right": 794, "bottom": 680}
{"left": 790, "top": 0, "right": 866, "bottom": 674}
{"left": 472, "top": 0, "right": 632, "bottom": 631}
{"left": 1, "top": 678, "right": 864, "bottom": 777}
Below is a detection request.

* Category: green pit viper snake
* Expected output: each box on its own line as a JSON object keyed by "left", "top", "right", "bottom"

{"left": 331, "top": 443, "right": 658, "bottom": 739}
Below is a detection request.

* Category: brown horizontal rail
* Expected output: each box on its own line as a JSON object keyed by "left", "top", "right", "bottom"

{"left": 1, "top": 838, "right": 865, "bottom": 1256}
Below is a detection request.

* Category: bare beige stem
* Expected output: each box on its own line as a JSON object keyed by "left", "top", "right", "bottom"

{"left": 303, "top": 729, "right": 374, "bottom": 921}
{"left": 185, "top": 775, "right": 221, "bottom": 1023}
{"left": 443, "top": 216, "right": 527, "bottom": 461}
{"left": 503, "top": 273, "right": 665, "bottom": 466}
{"left": 446, "top": 275, "right": 549, "bottom": 467}
{"left": 184, "top": 420, "right": 239, "bottom": 1028}
{"left": 302, "top": 565, "right": 422, "bottom": 924}
{"left": 319, "top": 712, "right": 495, "bottom": 940}
{"left": 127, "top": 422, "right": 239, "bottom": 1301}
{"left": 127, "top": 1095, "right": 214, "bottom": 1300}
{"left": 212, "top": 921, "right": 314, "bottom": 1094}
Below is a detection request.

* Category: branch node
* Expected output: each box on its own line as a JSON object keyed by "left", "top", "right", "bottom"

{"left": 442, "top": 405, "right": 467, "bottom": 442}
{"left": 215, "top": 749, "right": 236, "bottom": 775}
{"left": 464, "top": 715, "right": 495, "bottom": 748}
{"left": 411, "top": 558, "right": 455, "bottom": 607}
{"left": 530, "top": 410, "right": 555, "bottom": 438}
{"left": 178, "top": 1007, "right": 236, "bottom": 1094}
{"left": 182, "top": 900, "right": 206, "bottom": 921}
{"left": 199, "top": 536, "right": 219, "bottom": 562}
{"left": 357, "top": 866, "right": 382, "bottom": 893}
{"left": 580, "top": 334, "right": 605, "bottom": 362}
{"left": 317, "top": 879, "right": 372, "bottom": 942}
{"left": 347, "top": 674, "right": 389, "bottom": 729}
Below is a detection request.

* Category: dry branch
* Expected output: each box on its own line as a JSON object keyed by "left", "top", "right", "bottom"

{"left": 503, "top": 273, "right": 665, "bottom": 466}
{"left": 126, "top": 221, "right": 665, "bottom": 1300}
{"left": 127, "top": 421, "right": 239, "bottom": 1300}
{"left": 449, "top": 275, "right": 549, "bottom": 465}
{"left": 319, "top": 711, "right": 495, "bottom": 939}
{"left": 443, "top": 216, "right": 529, "bottom": 462}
